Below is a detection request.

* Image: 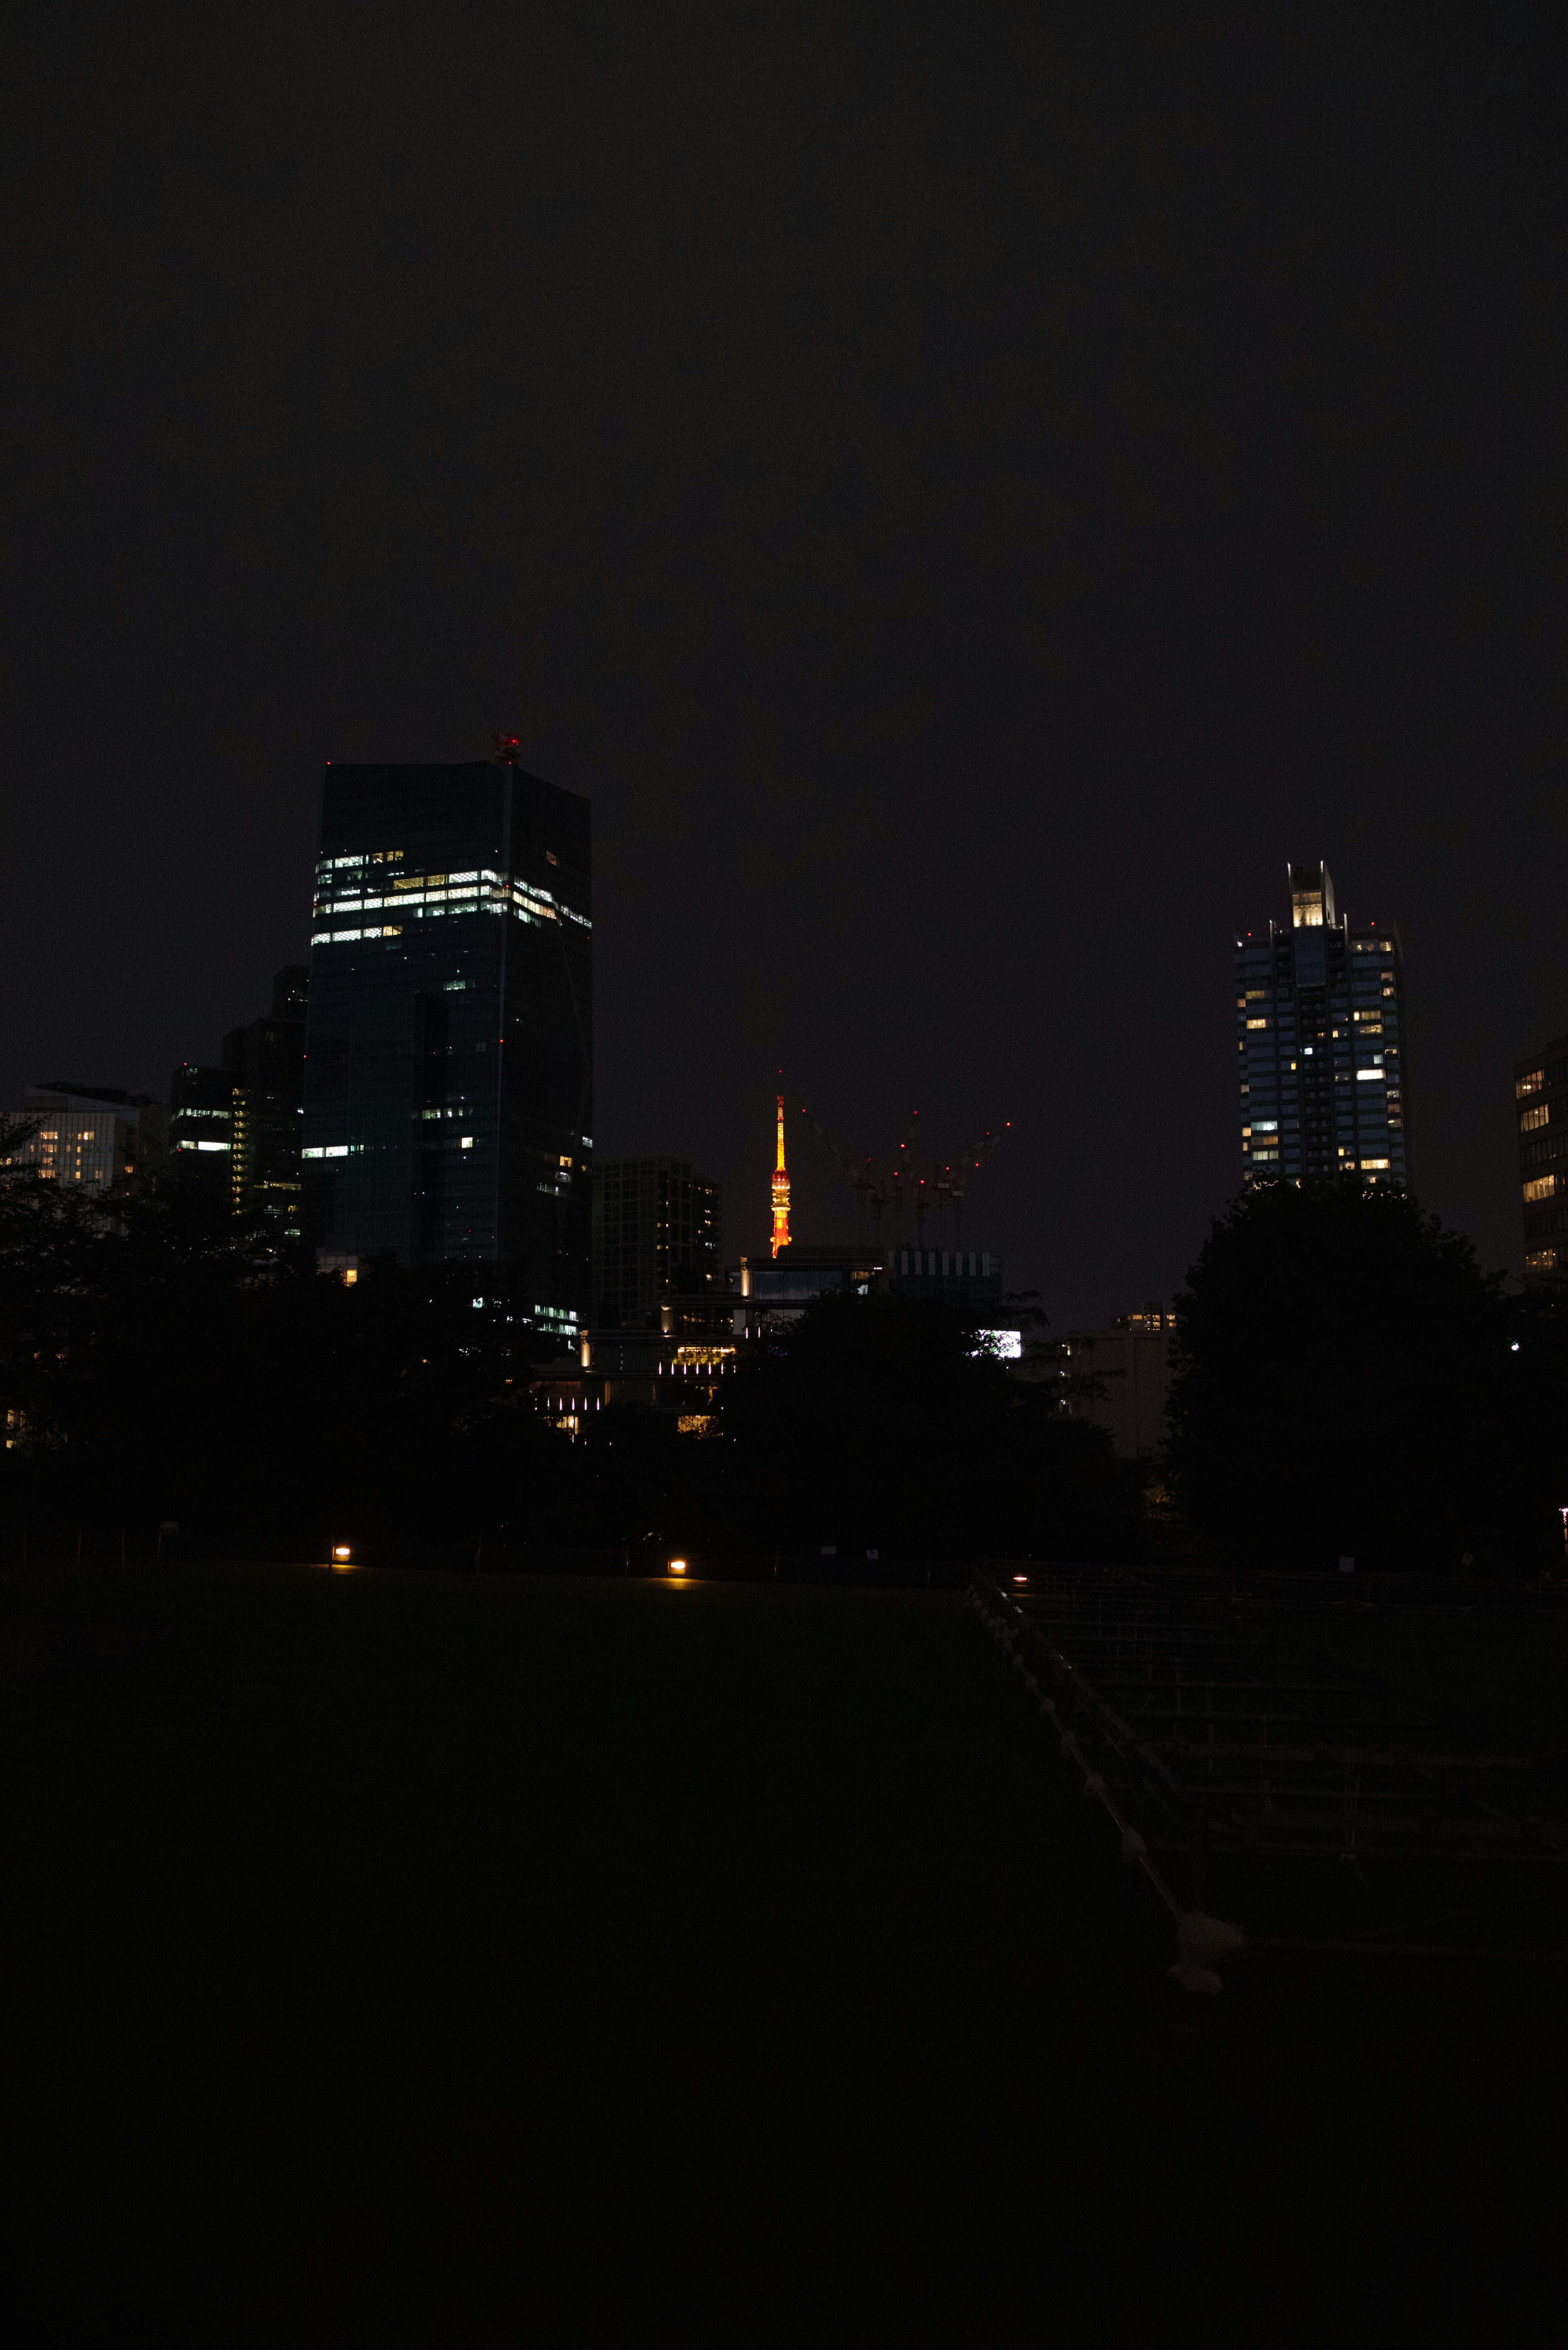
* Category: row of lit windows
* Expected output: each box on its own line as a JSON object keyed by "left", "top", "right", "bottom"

{"left": 1246, "top": 1134, "right": 1393, "bottom": 1167}
{"left": 315, "top": 867, "right": 586, "bottom": 925}
{"left": 311, "top": 896, "right": 590, "bottom": 948}
{"left": 1517, "top": 1059, "right": 1568, "bottom": 1100}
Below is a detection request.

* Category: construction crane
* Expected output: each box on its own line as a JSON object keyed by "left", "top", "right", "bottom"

{"left": 799, "top": 1106, "right": 1010, "bottom": 1252}
{"left": 932, "top": 1122, "right": 1011, "bottom": 1251}
{"left": 797, "top": 1106, "right": 902, "bottom": 1246}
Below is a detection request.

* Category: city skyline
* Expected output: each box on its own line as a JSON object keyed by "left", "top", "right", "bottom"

{"left": 3, "top": 14, "right": 1562, "bottom": 1328}
{"left": 2, "top": 800, "right": 1558, "bottom": 1324}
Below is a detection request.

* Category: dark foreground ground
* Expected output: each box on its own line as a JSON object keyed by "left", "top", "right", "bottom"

{"left": 2, "top": 1564, "right": 1565, "bottom": 2347}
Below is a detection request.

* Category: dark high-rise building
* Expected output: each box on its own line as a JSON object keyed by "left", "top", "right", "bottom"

{"left": 591, "top": 1157, "right": 721, "bottom": 1327}
{"left": 170, "top": 965, "right": 308, "bottom": 1232}
{"left": 303, "top": 749, "right": 591, "bottom": 1341}
{"left": 1234, "top": 862, "right": 1410, "bottom": 1188}
{"left": 1513, "top": 1033, "right": 1568, "bottom": 1281}
{"left": 170, "top": 1060, "right": 240, "bottom": 1211}
{"left": 223, "top": 965, "right": 308, "bottom": 1236}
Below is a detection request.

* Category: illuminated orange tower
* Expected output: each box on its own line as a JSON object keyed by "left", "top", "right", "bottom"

{"left": 771, "top": 1093, "right": 791, "bottom": 1257}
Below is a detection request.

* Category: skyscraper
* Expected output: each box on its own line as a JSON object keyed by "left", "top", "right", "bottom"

{"left": 302, "top": 746, "right": 591, "bottom": 1340}
{"left": 590, "top": 1158, "right": 722, "bottom": 1327}
{"left": 1234, "top": 862, "right": 1410, "bottom": 1188}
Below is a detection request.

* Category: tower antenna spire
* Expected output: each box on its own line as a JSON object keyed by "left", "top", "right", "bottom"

{"left": 771, "top": 1091, "right": 791, "bottom": 1257}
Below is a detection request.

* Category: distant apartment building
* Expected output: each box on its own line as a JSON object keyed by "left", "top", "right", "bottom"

{"left": 591, "top": 1157, "right": 722, "bottom": 1327}
{"left": 1514, "top": 1033, "right": 1568, "bottom": 1280}
{"left": 1235, "top": 861, "right": 1409, "bottom": 1187}
{"left": 3, "top": 1082, "right": 167, "bottom": 1191}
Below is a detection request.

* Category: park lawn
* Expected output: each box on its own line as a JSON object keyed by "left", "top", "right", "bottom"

{"left": 0, "top": 1563, "right": 1564, "bottom": 2347}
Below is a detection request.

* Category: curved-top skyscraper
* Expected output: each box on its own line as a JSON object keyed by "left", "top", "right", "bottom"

{"left": 1233, "top": 861, "right": 1409, "bottom": 1189}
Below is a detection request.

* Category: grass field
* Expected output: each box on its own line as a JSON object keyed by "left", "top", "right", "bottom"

{"left": 2, "top": 1563, "right": 1565, "bottom": 2345}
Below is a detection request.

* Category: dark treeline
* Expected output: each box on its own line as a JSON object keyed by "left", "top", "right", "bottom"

{"left": 1166, "top": 1178, "right": 1568, "bottom": 1573}
{"left": 2, "top": 1160, "right": 1566, "bottom": 1571}
{"left": 0, "top": 1162, "right": 1138, "bottom": 1563}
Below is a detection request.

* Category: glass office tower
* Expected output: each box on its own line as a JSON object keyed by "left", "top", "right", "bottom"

{"left": 1234, "top": 861, "right": 1410, "bottom": 1188}
{"left": 303, "top": 750, "right": 591, "bottom": 1339}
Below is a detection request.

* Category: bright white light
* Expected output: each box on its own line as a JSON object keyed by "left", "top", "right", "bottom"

{"left": 978, "top": 1329, "right": 1023, "bottom": 1360}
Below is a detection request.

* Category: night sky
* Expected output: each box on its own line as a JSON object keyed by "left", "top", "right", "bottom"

{"left": 3, "top": 8, "right": 1564, "bottom": 1325}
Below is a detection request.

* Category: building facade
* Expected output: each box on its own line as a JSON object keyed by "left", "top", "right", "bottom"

{"left": 1234, "top": 861, "right": 1409, "bottom": 1187}
{"left": 1514, "top": 1033, "right": 1568, "bottom": 1280}
{"left": 590, "top": 1157, "right": 722, "bottom": 1327}
{"left": 302, "top": 751, "right": 591, "bottom": 1340}
{"left": 4, "top": 1082, "right": 167, "bottom": 1192}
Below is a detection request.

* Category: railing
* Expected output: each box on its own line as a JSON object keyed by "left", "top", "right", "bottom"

{"left": 968, "top": 1562, "right": 1568, "bottom": 1985}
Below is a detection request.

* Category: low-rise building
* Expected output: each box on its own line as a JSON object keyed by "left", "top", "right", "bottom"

{"left": 735, "top": 1242, "right": 883, "bottom": 1327}
{"left": 1060, "top": 1306, "right": 1174, "bottom": 1457}
{"left": 4, "top": 1082, "right": 167, "bottom": 1193}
